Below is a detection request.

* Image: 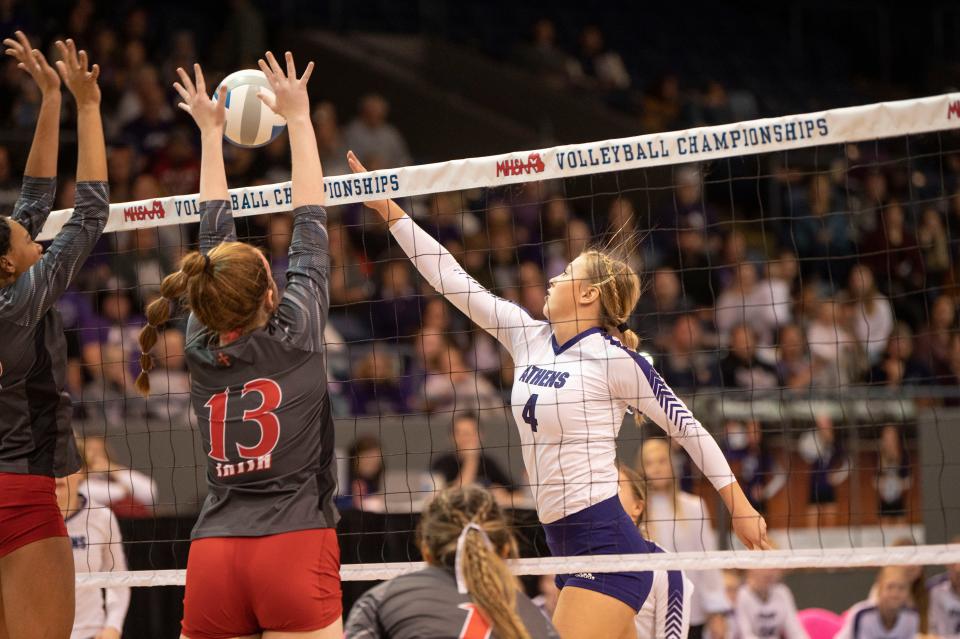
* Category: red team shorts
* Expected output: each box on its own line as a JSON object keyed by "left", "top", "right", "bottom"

{"left": 0, "top": 472, "right": 68, "bottom": 558}
{"left": 181, "top": 528, "right": 342, "bottom": 639}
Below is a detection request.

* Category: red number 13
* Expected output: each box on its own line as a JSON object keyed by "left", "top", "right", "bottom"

{"left": 204, "top": 378, "right": 282, "bottom": 462}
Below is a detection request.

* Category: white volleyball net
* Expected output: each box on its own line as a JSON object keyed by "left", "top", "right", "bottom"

{"left": 56, "top": 93, "right": 960, "bottom": 631}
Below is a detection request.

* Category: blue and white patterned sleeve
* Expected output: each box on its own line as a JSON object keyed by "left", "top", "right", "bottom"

{"left": 610, "top": 349, "right": 736, "bottom": 490}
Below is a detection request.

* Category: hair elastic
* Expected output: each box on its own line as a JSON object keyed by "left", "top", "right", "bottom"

{"left": 203, "top": 254, "right": 212, "bottom": 273}
{"left": 454, "top": 522, "right": 493, "bottom": 594}
{"left": 617, "top": 322, "right": 630, "bottom": 332}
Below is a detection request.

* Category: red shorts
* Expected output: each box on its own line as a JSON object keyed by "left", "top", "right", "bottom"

{"left": 181, "top": 528, "right": 342, "bottom": 639}
{"left": 0, "top": 472, "right": 67, "bottom": 558}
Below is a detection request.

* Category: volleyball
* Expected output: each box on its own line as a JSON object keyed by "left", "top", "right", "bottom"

{"left": 214, "top": 69, "right": 286, "bottom": 148}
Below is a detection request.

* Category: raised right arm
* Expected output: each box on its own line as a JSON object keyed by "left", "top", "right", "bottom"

{"left": 174, "top": 64, "right": 235, "bottom": 253}
{"left": 347, "top": 152, "right": 537, "bottom": 357}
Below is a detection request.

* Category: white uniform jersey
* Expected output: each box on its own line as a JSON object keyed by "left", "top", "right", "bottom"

{"left": 390, "top": 217, "right": 736, "bottom": 523}
{"left": 929, "top": 575, "right": 960, "bottom": 637}
{"left": 635, "top": 548, "right": 695, "bottom": 639}
{"left": 65, "top": 495, "right": 130, "bottom": 639}
{"left": 735, "top": 583, "right": 809, "bottom": 639}
{"left": 647, "top": 492, "right": 730, "bottom": 626}
{"left": 836, "top": 601, "right": 918, "bottom": 639}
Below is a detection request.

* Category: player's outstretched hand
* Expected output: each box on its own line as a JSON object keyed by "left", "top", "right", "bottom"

{"left": 346, "top": 151, "right": 393, "bottom": 219}
{"left": 173, "top": 64, "right": 226, "bottom": 134}
{"left": 4, "top": 31, "right": 59, "bottom": 97}
{"left": 256, "top": 51, "right": 313, "bottom": 122}
{"left": 54, "top": 39, "right": 99, "bottom": 106}
{"left": 732, "top": 507, "right": 772, "bottom": 550}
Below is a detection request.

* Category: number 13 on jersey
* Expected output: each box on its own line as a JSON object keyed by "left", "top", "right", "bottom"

{"left": 204, "top": 378, "right": 283, "bottom": 462}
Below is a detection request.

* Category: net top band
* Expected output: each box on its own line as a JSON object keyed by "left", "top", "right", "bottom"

{"left": 37, "top": 92, "right": 960, "bottom": 241}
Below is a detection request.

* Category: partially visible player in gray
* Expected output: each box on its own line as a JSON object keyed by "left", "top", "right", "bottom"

{"left": 345, "top": 486, "right": 560, "bottom": 639}
{"left": 0, "top": 33, "right": 108, "bottom": 639}
{"left": 136, "top": 53, "right": 341, "bottom": 639}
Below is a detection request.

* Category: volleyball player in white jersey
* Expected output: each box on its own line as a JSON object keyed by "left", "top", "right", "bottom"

{"left": 55, "top": 472, "right": 129, "bottom": 639}
{"left": 619, "top": 465, "right": 693, "bottom": 639}
{"left": 928, "top": 553, "right": 960, "bottom": 637}
{"left": 347, "top": 152, "right": 770, "bottom": 639}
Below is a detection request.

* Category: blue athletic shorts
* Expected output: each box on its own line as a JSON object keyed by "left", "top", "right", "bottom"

{"left": 543, "top": 494, "right": 655, "bottom": 612}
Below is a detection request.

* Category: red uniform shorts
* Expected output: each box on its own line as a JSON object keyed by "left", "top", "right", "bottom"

{"left": 0, "top": 472, "right": 67, "bottom": 558}
{"left": 181, "top": 528, "right": 342, "bottom": 639}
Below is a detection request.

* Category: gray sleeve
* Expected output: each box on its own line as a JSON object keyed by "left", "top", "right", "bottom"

{"left": 270, "top": 205, "right": 329, "bottom": 352}
{"left": 198, "top": 199, "right": 236, "bottom": 255}
{"left": 343, "top": 582, "right": 389, "bottom": 638}
{"left": 10, "top": 176, "right": 57, "bottom": 238}
{"left": 187, "top": 199, "right": 237, "bottom": 341}
{"left": 0, "top": 181, "right": 107, "bottom": 325}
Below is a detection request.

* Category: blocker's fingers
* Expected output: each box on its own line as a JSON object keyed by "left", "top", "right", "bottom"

{"left": 54, "top": 59, "right": 67, "bottom": 80}
{"left": 215, "top": 85, "right": 227, "bottom": 111}
{"left": 65, "top": 39, "right": 78, "bottom": 67}
{"left": 257, "top": 58, "right": 277, "bottom": 86}
{"left": 176, "top": 67, "right": 195, "bottom": 94}
{"left": 299, "top": 60, "right": 314, "bottom": 84}
{"left": 284, "top": 51, "right": 296, "bottom": 79}
{"left": 172, "top": 81, "right": 190, "bottom": 101}
{"left": 3, "top": 39, "right": 21, "bottom": 52}
{"left": 14, "top": 30, "right": 31, "bottom": 50}
{"left": 265, "top": 50, "right": 283, "bottom": 77}
{"left": 177, "top": 102, "right": 192, "bottom": 114}
{"left": 78, "top": 49, "right": 88, "bottom": 71}
{"left": 193, "top": 63, "right": 206, "bottom": 94}
{"left": 89, "top": 63, "right": 99, "bottom": 82}
{"left": 256, "top": 89, "right": 278, "bottom": 114}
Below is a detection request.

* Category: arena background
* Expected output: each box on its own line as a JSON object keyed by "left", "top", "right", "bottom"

{"left": 5, "top": 1, "right": 960, "bottom": 637}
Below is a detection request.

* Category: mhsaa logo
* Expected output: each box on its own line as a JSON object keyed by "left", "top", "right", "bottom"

{"left": 496, "top": 152, "right": 545, "bottom": 177}
{"left": 948, "top": 100, "right": 960, "bottom": 120}
{"left": 124, "top": 199, "right": 165, "bottom": 222}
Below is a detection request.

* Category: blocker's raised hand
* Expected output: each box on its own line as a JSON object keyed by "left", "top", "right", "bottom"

{"left": 173, "top": 63, "right": 226, "bottom": 133}
{"left": 4, "top": 31, "right": 59, "bottom": 96}
{"left": 256, "top": 50, "right": 314, "bottom": 121}
{"left": 54, "top": 38, "right": 100, "bottom": 106}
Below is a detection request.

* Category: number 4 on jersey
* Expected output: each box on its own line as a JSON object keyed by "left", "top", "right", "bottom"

{"left": 522, "top": 394, "right": 539, "bottom": 432}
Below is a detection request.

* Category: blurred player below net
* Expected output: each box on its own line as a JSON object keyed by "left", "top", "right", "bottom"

{"left": 344, "top": 485, "right": 559, "bottom": 639}
{"left": 836, "top": 567, "right": 919, "bottom": 639}
{"left": 347, "top": 151, "right": 770, "bottom": 639}
{"left": 136, "top": 52, "right": 340, "bottom": 639}
{"left": 0, "top": 32, "right": 108, "bottom": 639}
{"left": 56, "top": 472, "right": 130, "bottom": 639}
{"left": 618, "top": 466, "right": 694, "bottom": 639}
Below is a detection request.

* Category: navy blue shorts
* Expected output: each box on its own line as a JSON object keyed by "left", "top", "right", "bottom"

{"left": 543, "top": 494, "right": 655, "bottom": 612}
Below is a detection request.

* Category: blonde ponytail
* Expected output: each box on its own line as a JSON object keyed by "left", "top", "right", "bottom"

{"left": 460, "top": 527, "right": 531, "bottom": 639}
{"left": 581, "top": 249, "right": 642, "bottom": 350}
{"left": 420, "top": 486, "right": 531, "bottom": 639}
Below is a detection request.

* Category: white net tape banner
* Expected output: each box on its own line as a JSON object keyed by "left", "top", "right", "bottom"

{"left": 77, "top": 545, "right": 960, "bottom": 587}
{"left": 39, "top": 93, "right": 960, "bottom": 241}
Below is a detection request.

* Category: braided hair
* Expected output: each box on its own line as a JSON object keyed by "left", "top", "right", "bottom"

{"left": 135, "top": 241, "right": 271, "bottom": 396}
{"left": 419, "top": 486, "right": 531, "bottom": 639}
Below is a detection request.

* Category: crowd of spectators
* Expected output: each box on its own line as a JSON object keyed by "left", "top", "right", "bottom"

{"left": 513, "top": 17, "right": 758, "bottom": 131}
{"left": 0, "top": 5, "right": 954, "bottom": 529}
